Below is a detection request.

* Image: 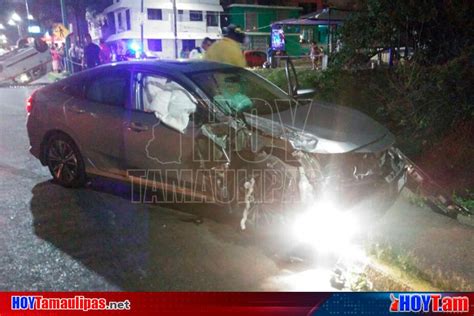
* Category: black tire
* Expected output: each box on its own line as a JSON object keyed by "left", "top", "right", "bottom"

{"left": 45, "top": 134, "right": 86, "bottom": 188}
{"left": 34, "top": 38, "right": 48, "bottom": 53}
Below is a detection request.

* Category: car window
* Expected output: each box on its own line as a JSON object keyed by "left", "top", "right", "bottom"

{"left": 61, "top": 77, "right": 86, "bottom": 98}
{"left": 140, "top": 74, "right": 197, "bottom": 133}
{"left": 86, "top": 70, "right": 129, "bottom": 107}
{"left": 190, "top": 69, "right": 292, "bottom": 115}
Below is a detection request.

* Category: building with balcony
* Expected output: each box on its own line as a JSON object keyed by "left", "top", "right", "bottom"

{"left": 97, "top": 0, "right": 223, "bottom": 59}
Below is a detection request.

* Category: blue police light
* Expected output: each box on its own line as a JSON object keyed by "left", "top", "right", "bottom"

{"left": 128, "top": 41, "right": 143, "bottom": 59}
{"left": 129, "top": 41, "right": 140, "bottom": 52}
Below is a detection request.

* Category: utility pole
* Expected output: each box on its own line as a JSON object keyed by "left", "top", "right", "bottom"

{"left": 172, "top": 0, "right": 178, "bottom": 59}
{"left": 60, "top": 0, "right": 71, "bottom": 73}
{"left": 141, "top": 0, "right": 144, "bottom": 56}
{"left": 25, "top": 0, "right": 30, "bottom": 34}
{"left": 327, "top": 8, "right": 331, "bottom": 54}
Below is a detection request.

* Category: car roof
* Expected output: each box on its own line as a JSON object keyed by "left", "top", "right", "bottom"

{"left": 92, "top": 59, "right": 238, "bottom": 75}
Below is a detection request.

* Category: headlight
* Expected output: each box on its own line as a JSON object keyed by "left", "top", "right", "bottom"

{"left": 292, "top": 199, "right": 359, "bottom": 253}
{"left": 285, "top": 129, "right": 319, "bottom": 152}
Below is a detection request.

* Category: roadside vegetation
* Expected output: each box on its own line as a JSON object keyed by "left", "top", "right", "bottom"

{"left": 369, "top": 242, "right": 473, "bottom": 291}
{"left": 255, "top": 0, "right": 473, "bottom": 206}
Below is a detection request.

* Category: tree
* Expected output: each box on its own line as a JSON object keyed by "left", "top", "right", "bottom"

{"left": 31, "top": 0, "right": 109, "bottom": 43}
{"left": 337, "top": 0, "right": 474, "bottom": 65}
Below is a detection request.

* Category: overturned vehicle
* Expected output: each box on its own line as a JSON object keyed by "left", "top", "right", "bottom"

{"left": 26, "top": 60, "right": 407, "bottom": 234}
{"left": 0, "top": 38, "right": 51, "bottom": 84}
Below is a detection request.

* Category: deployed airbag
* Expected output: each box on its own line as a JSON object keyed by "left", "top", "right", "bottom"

{"left": 143, "top": 76, "right": 196, "bottom": 133}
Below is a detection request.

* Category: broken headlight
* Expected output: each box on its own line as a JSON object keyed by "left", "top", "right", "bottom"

{"left": 285, "top": 129, "right": 319, "bottom": 153}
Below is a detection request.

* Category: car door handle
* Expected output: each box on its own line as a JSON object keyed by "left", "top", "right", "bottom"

{"left": 67, "top": 106, "right": 85, "bottom": 114}
{"left": 128, "top": 122, "right": 149, "bottom": 132}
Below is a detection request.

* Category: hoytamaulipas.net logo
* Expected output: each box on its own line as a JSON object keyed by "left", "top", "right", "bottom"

{"left": 390, "top": 293, "right": 469, "bottom": 313}
{"left": 11, "top": 295, "right": 131, "bottom": 311}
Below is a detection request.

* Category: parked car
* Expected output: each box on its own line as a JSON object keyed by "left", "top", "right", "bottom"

{"left": 0, "top": 38, "right": 51, "bottom": 84}
{"left": 26, "top": 60, "right": 407, "bottom": 233}
{"left": 244, "top": 50, "right": 267, "bottom": 68}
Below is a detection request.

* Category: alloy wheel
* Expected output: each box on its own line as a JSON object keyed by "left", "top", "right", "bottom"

{"left": 47, "top": 139, "right": 79, "bottom": 184}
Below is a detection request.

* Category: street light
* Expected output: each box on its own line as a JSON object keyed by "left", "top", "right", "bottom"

{"left": 8, "top": 14, "right": 23, "bottom": 38}
{"left": 11, "top": 13, "right": 22, "bottom": 22}
{"left": 28, "top": 14, "right": 34, "bottom": 20}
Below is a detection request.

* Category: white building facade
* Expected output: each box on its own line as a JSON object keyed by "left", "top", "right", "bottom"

{"left": 100, "top": 0, "right": 223, "bottom": 59}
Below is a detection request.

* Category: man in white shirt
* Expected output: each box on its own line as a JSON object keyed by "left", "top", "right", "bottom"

{"left": 189, "top": 37, "right": 213, "bottom": 59}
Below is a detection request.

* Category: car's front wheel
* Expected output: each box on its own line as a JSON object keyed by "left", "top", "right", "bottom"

{"left": 45, "top": 134, "right": 86, "bottom": 187}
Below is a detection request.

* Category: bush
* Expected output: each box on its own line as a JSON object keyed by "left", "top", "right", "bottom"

{"left": 252, "top": 49, "right": 473, "bottom": 194}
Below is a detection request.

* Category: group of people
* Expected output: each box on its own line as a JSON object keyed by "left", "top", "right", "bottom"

{"left": 49, "top": 24, "right": 325, "bottom": 74}
{"left": 50, "top": 34, "right": 112, "bottom": 73}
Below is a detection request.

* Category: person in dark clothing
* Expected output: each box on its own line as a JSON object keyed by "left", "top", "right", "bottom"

{"left": 83, "top": 34, "right": 100, "bottom": 69}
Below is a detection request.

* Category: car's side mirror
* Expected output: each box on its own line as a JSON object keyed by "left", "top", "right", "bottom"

{"left": 296, "top": 88, "right": 317, "bottom": 99}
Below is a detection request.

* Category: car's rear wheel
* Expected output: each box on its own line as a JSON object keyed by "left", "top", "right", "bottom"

{"left": 45, "top": 134, "right": 86, "bottom": 187}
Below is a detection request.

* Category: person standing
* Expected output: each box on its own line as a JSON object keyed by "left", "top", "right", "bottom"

{"left": 51, "top": 44, "right": 61, "bottom": 73}
{"left": 83, "top": 34, "right": 100, "bottom": 69}
{"left": 115, "top": 40, "right": 128, "bottom": 61}
{"left": 189, "top": 37, "right": 213, "bottom": 59}
{"left": 266, "top": 44, "right": 275, "bottom": 68}
{"left": 68, "top": 42, "right": 82, "bottom": 73}
{"left": 310, "top": 41, "right": 322, "bottom": 70}
{"left": 58, "top": 42, "right": 65, "bottom": 72}
{"left": 205, "top": 25, "right": 246, "bottom": 67}
{"left": 99, "top": 38, "right": 111, "bottom": 64}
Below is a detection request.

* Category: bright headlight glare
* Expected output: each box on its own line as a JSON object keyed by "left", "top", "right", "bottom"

{"left": 19, "top": 73, "right": 30, "bottom": 83}
{"left": 292, "top": 200, "right": 359, "bottom": 252}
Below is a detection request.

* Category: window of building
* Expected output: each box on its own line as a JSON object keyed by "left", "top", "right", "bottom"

{"left": 182, "top": 39, "right": 195, "bottom": 52}
{"left": 125, "top": 9, "right": 131, "bottom": 30}
{"left": 190, "top": 11, "right": 203, "bottom": 21}
{"left": 107, "top": 12, "right": 116, "bottom": 34}
{"left": 148, "top": 39, "right": 162, "bottom": 52}
{"left": 206, "top": 12, "right": 218, "bottom": 27}
{"left": 86, "top": 71, "right": 130, "bottom": 107}
{"left": 117, "top": 12, "right": 122, "bottom": 29}
{"left": 178, "top": 10, "right": 184, "bottom": 21}
{"left": 245, "top": 12, "right": 257, "bottom": 31}
{"left": 148, "top": 8, "right": 163, "bottom": 20}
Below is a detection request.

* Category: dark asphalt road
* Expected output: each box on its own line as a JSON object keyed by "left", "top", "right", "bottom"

{"left": 0, "top": 86, "right": 472, "bottom": 291}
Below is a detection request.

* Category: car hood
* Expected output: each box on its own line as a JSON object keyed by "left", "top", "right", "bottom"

{"left": 245, "top": 101, "right": 394, "bottom": 154}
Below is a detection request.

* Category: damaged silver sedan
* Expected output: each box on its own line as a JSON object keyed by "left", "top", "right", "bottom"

{"left": 26, "top": 60, "right": 407, "bottom": 233}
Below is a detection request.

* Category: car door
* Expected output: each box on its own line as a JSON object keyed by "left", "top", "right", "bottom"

{"left": 124, "top": 71, "right": 206, "bottom": 190}
{"left": 76, "top": 68, "right": 130, "bottom": 175}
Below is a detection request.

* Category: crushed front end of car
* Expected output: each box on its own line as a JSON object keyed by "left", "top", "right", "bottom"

{"left": 193, "top": 111, "right": 408, "bottom": 233}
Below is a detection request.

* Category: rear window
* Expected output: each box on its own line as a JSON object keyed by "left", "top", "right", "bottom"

{"left": 60, "top": 77, "right": 86, "bottom": 98}
{"left": 85, "top": 70, "right": 130, "bottom": 107}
